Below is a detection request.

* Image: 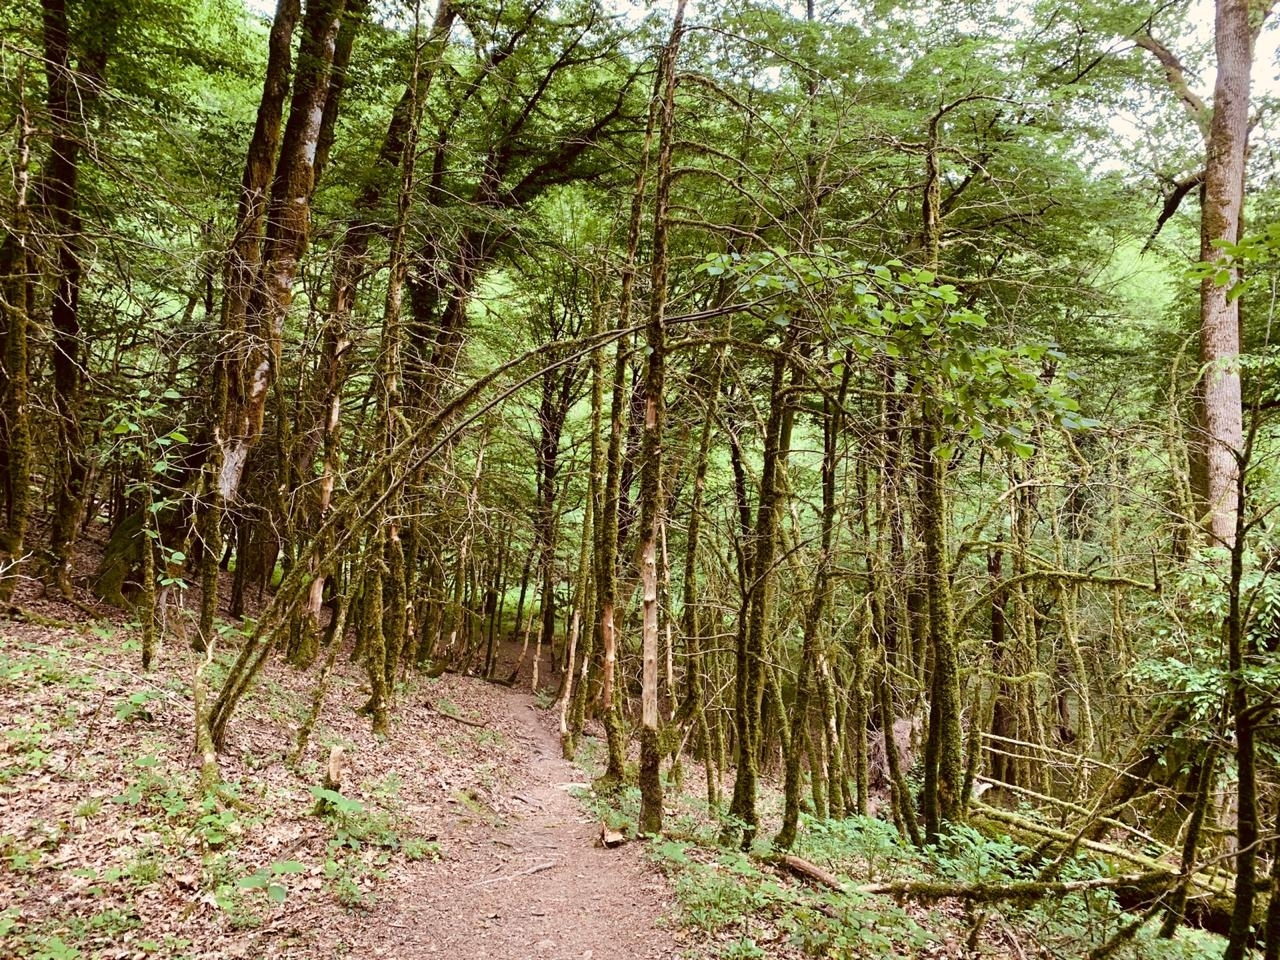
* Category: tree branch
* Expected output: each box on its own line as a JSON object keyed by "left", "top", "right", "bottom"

{"left": 1143, "top": 169, "right": 1205, "bottom": 252}
{"left": 1132, "top": 32, "right": 1211, "bottom": 137}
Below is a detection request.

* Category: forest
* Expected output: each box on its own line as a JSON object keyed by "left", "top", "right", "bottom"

{"left": 2, "top": 0, "right": 1280, "bottom": 956}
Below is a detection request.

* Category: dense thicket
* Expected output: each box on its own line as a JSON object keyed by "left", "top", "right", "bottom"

{"left": 3, "top": 0, "right": 1279, "bottom": 950}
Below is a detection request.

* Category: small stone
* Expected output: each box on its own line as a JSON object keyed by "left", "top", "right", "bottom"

{"left": 598, "top": 822, "right": 626, "bottom": 848}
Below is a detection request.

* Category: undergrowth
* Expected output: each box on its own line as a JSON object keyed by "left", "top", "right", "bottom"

{"left": 0, "top": 626, "right": 442, "bottom": 958}
{"left": 577, "top": 767, "right": 1227, "bottom": 960}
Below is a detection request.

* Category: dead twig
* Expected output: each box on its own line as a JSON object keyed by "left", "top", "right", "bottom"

{"left": 426, "top": 701, "right": 489, "bottom": 728}
{"left": 469, "top": 860, "right": 557, "bottom": 886}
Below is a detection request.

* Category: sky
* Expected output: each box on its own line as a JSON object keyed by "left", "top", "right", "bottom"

{"left": 239, "top": 0, "right": 1280, "bottom": 181}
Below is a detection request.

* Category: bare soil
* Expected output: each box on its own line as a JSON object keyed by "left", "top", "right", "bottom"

{"left": 344, "top": 692, "right": 685, "bottom": 960}
{"left": 0, "top": 580, "right": 690, "bottom": 960}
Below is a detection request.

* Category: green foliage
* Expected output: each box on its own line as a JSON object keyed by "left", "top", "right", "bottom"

{"left": 648, "top": 831, "right": 937, "bottom": 959}
{"left": 237, "top": 860, "right": 307, "bottom": 904}
{"left": 1, "top": 721, "right": 52, "bottom": 783}
{"left": 794, "top": 816, "right": 914, "bottom": 881}
{"left": 642, "top": 804, "right": 1224, "bottom": 960}
{"left": 700, "top": 248, "right": 1093, "bottom": 459}
{"left": 1130, "top": 548, "right": 1280, "bottom": 732}
{"left": 113, "top": 689, "right": 161, "bottom": 722}
{"left": 927, "top": 824, "right": 1031, "bottom": 884}
{"left": 402, "top": 837, "right": 442, "bottom": 862}
{"left": 779, "top": 891, "right": 938, "bottom": 959}
{"left": 719, "top": 938, "right": 767, "bottom": 959}
{"left": 309, "top": 785, "right": 366, "bottom": 815}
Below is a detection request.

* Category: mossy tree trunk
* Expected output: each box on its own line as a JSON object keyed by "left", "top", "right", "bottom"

{"left": 916, "top": 125, "right": 963, "bottom": 840}
{"left": 727, "top": 349, "right": 794, "bottom": 848}
{"left": 0, "top": 93, "right": 33, "bottom": 606}
{"left": 917, "top": 396, "right": 963, "bottom": 840}
{"left": 676, "top": 347, "right": 724, "bottom": 808}
{"left": 361, "top": 531, "right": 389, "bottom": 736}
{"left": 635, "top": 0, "right": 686, "bottom": 836}
{"left": 595, "top": 331, "right": 629, "bottom": 785}
{"left": 1224, "top": 431, "right": 1259, "bottom": 960}
{"left": 43, "top": 0, "right": 113, "bottom": 597}
{"left": 778, "top": 364, "right": 846, "bottom": 849}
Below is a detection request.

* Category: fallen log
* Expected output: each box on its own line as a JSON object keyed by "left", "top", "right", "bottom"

{"left": 857, "top": 870, "right": 1176, "bottom": 903}
{"left": 767, "top": 854, "right": 846, "bottom": 892}
{"left": 971, "top": 802, "right": 1241, "bottom": 938}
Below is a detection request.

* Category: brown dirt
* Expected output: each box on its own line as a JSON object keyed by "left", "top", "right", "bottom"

{"left": 344, "top": 692, "right": 686, "bottom": 960}
{"left": 0, "top": 575, "right": 692, "bottom": 960}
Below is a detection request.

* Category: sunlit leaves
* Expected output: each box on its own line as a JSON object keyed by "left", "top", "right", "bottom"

{"left": 698, "top": 245, "right": 1091, "bottom": 458}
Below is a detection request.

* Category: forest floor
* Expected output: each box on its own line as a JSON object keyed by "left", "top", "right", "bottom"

{"left": 0, "top": 578, "right": 689, "bottom": 960}
{"left": 0, "top": 569, "right": 1231, "bottom": 960}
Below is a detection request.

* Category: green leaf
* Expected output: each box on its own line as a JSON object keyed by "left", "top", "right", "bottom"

{"left": 309, "top": 785, "right": 364, "bottom": 813}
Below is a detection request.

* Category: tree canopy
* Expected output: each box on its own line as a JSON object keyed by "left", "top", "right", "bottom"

{"left": 3, "top": 0, "right": 1280, "bottom": 953}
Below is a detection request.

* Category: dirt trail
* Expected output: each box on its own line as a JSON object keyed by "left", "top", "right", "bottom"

{"left": 1, "top": 602, "right": 689, "bottom": 960}
{"left": 346, "top": 691, "right": 686, "bottom": 960}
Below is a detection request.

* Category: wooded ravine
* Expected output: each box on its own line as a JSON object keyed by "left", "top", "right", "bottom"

{"left": 2, "top": 0, "right": 1280, "bottom": 956}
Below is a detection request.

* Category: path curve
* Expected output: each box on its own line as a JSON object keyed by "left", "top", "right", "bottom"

{"left": 348, "top": 692, "right": 685, "bottom": 960}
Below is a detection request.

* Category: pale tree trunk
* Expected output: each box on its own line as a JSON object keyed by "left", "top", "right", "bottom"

{"left": 200, "top": 0, "right": 347, "bottom": 654}
{"left": 198, "top": 0, "right": 303, "bottom": 648}
{"left": 1197, "top": 0, "right": 1251, "bottom": 548}
{"left": 595, "top": 11, "right": 665, "bottom": 789}
{"left": 204, "top": 0, "right": 347, "bottom": 726}
{"left": 636, "top": 0, "right": 687, "bottom": 836}
{"left": 220, "top": 0, "right": 347, "bottom": 502}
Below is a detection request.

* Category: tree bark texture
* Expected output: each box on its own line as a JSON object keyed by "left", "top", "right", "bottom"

{"left": 1197, "top": 0, "right": 1251, "bottom": 548}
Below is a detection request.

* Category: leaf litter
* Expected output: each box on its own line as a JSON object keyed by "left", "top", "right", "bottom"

{"left": 0, "top": 581, "right": 686, "bottom": 960}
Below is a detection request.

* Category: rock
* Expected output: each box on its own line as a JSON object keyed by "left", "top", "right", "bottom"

{"left": 598, "top": 823, "right": 626, "bottom": 848}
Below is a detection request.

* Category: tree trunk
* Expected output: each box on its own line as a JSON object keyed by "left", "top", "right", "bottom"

{"left": 918, "top": 398, "right": 963, "bottom": 839}
{"left": 219, "top": 0, "right": 347, "bottom": 502}
{"left": 1224, "top": 446, "right": 1258, "bottom": 960}
{"left": 44, "top": 0, "right": 112, "bottom": 595}
{"left": 197, "top": 0, "right": 303, "bottom": 648}
{"left": 778, "top": 369, "right": 845, "bottom": 849}
{"left": 635, "top": 0, "right": 686, "bottom": 839}
{"left": 1196, "top": 0, "right": 1250, "bottom": 548}
{"left": 0, "top": 96, "right": 34, "bottom": 605}
{"left": 727, "top": 350, "right": 793, "bottom": 848}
